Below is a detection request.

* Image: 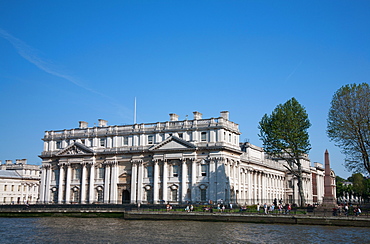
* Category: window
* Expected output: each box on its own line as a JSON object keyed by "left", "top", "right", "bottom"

{"left": 56, "top": 141, "right": 62, "bottom": 149}
{"left": 72, "top": 188, "right": 79, "bottom": 202}
{"left": 74, "top": 168, "right": 81, "bottom": 180}
{"left": 229, "top": 133, "right": 232, "bottom": 142}
{"left": 201, "top": 164, "right": 207, "bottom": 176}
{"left": 288, "top": 180, "right": 293, "bottom": 188}
{"left": 11, "top": 185, "right": 14, "bottom": 191}
{"left": 18, "top": 185, "right": 21, "bottom": 191}
{"left": 100, "top": 138, "right": 105, "bottom": 147}
{"left": 52, "top": 191, "right": 58, "bottom": 203}
{"left": 171, "top": 189, "right": 178, "bottom": 201}
{"left": 200, "top": 189, "right": 207, "bottom": 202}
{"left": 178, "top": 133, "right": 183, "bottom": 139}
{"left": 98, "top": 167, "right": 105, "bottom": 179}
{"left": 148, "top": 135, "right": 154, "bottom": 144}
{"left": 147, "top": 166, "right": 153, "bottom": 178}
{"left": 97, "top": 189, "right": 103, "bottom": 203}
{"left": 4, "top": 185, "right": 7, "bottom": 191}
{"left": 173, "top": 165, "right": 178, "bottom": 177}
{"left": 123, "top": 137, "right": 129, "bottom": 145}
{"left": 146, "top": 189, "right": 153, "bottom": 202}
{"left": 201, "top": 132, "right": 207, "bottom": 141}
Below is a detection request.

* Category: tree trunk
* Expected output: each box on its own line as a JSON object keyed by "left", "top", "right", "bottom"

{"left": 297, "top": 177, "right": 305, "bottom": 207}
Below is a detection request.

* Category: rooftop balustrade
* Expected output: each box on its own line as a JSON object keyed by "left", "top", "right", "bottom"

{"left": 43, "top": 117, "right": 239, "bottom": 140}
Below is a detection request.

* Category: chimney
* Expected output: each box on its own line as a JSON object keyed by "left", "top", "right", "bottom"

{"left": 169, "top": 113, "right": 179, "bottom": 121}
{"left": 220, "top": 111, "right": 229, "bottom": 120}
{"left": 79, "top": 121, "right": 88, "bottom": 129}
{"left": 193, "top": 111, "right": 202, "bottom": 120}
{"left": 21, "top": 159, "right": 27, "bottom": 164}
{"left": 98, "top": 119, "right": 108, "bottom": 127}
{"left": 5, "top": 160, "right": 13, "bottom": 165}
{"left": 16, "top": 159, "right": 22, "bottom": 164}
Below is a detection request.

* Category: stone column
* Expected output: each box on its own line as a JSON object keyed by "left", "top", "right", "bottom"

{"left": 256, "top": 172, "right": 259, "bottom": 203}
{"left": 153, "top": 160, "right": 159, "bottom": 204}
{"left": 235, "top": 162, "right": 239, "bottom": 203}
{"left": 130, "top": 162, "right": 137, "bottom": 203}
{"left": 44, "top": 165, "right": 52, "bottom": 203}
{"left": 137, "top": 162, "right": 143, "bottom": 203}
{"left": 65, "top": 164, "right": 72, "bottom": 204}
{"left": 259, "top": 172, "right": 266, "bottom": 203}
{"left": 104, "top": 163, "right": 111, "bottom": 203}
{"left": 227, "top": 162, "right": 231, "bottom": 181}
{"left": 58, "top": 163, "right": 65, "bottom": 204}
{"left": 111, "top": 161, "right": 118, "bottom": 204}
{"left": 80, "top": 163, "right": 87, "bottom": 204}
{"left": 40, "top": 165, "right": 47, "bottom": 203}
{"left": 247, "top": 170, "right": 252, "bottom": 205}
{"left": 191, "top": 160, "right": 197, "bottom": 203}
{"left": 181, "top": 160, "right": 187, "bottom": 203}
{"left": 89, "top": 162, "right": 95, "bottom": 203}
{"left": 208, "top": 159, "right": 215, "bottom": 203}
{"left": 162, "top": 160, "right": 168, "bottom": 203}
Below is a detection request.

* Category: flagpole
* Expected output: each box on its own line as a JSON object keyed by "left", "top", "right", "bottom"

{"left": 134, "top": 97, "right": 137, "bottom": 124}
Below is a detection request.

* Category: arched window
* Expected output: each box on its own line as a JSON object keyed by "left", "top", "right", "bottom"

{"left": 199, "top": 185, "right": 207, "bottom": 202}
{"left": 96, "top": 186, "right": 103, "bottom": 203}
{"left": 145, "top": 185, "right": 152, "bottom": 203}
{"left": 72, "top": 187, "right": 80, "bottom": 203}
{"left": 170, "top": 185, "right": 178, "bottom": 202}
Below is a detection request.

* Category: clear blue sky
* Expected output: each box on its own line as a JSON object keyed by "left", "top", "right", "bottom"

{"left": 1, "top": 1, "right": 369, "bottom": 179}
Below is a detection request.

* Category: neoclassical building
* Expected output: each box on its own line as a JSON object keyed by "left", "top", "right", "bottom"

{"left": 0, "top": 159, "right": 40, "bottom": 204}
{"left": 39, "top": 111, "right": 333, "bottom": 205}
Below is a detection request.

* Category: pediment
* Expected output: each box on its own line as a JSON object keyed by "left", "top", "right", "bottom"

{"left": 149, "top": 136, "right": 196, "bottom": 151}
{"left": 56, "top": 142, "right": 94, "bottom": 156}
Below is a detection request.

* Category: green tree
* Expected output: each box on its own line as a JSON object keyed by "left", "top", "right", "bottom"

{"left": 327, "top": 83, "right": 370, "bottom": 174}
{"left": 259, "top": 97, "right": 311, "bottom": 206}
{"left": 336, "top": 176, "right": 346, "bottom": 199}
{"left": 352, "top": 173, "right": 366, "bottom": 203}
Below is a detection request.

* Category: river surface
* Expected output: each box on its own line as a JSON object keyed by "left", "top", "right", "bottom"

{"left": 0, "top": 218, "right": 368, "bottom": 244}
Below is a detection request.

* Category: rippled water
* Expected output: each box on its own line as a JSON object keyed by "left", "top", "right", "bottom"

{"left": 0, "top": 218, "right": 368, "bottom": 244}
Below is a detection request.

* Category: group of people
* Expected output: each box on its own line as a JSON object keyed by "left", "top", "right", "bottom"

{"left": 257, "top": 202, "right": 291, "bottom": 214}
{"left": 184, "top": 205, "right": 194, "bottom": 212}
{"left": 333, "top": 204, "right": 362, "bottom": 217}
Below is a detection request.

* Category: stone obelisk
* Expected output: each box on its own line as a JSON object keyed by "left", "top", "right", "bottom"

{"left": 322, "top": 149, "right": 336, "bottom": 207}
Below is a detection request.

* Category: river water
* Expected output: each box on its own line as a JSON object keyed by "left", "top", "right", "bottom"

{"left": 0, "top": 218, "right": 368, "bottom": 244}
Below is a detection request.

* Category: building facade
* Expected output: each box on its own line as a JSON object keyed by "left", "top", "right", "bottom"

{"left": 39, "top": 111, "right": 333, "bottom": 206}
{"left": 0, "top": 159, "right": 40, "bottom": 204}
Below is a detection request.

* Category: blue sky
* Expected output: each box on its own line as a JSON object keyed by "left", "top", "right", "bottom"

{"left": 1, "top": 1, "right": 369, "bottom": 178}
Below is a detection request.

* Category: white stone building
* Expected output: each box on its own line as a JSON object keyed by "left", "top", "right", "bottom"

{"left": 0, "top": 159, "right": 40, "bottom": 204}
{"left": 39, "top": 111, "right": 331, "bottom": 206}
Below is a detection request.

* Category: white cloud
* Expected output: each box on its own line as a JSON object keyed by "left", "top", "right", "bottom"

{"left": 0, "top": 28, "right": 131, "bottom": 120}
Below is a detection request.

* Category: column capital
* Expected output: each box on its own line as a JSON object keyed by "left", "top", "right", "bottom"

{"left": 183, "top": 157, "right": 196, "bottom": 162}
{"left": 131, "top": 159, "right": 143, "bottom": 165}
{"left": 42, "top": 163, "right": 52, "bottom": 169}
{"left": 209, "top": 156, "right": 225, "bottom": 162}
